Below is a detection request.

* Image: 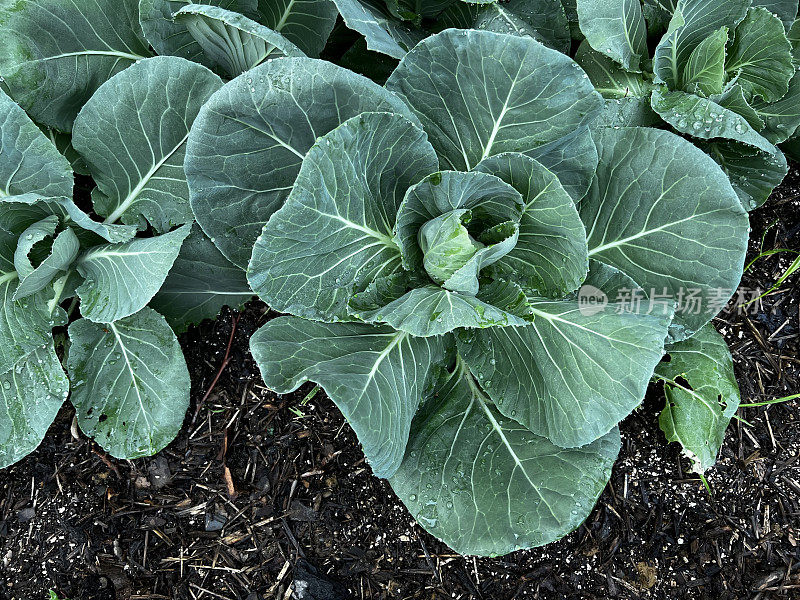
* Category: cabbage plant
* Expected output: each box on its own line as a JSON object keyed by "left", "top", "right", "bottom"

{"left": 0, "top": 0, "right": 285, "bottom": 467}
{"left": 573, "top": 0, "right": 800, "bottom": 210}
{"left": 186, "top": 28, "right": 750, "bottom": 555}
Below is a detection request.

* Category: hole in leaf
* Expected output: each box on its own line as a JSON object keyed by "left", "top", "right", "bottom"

{"left": 99, "top": 414, "right": 108, "bottom": 423}
{"left": 674, "top": 376, "right": 693, "bottom": 391}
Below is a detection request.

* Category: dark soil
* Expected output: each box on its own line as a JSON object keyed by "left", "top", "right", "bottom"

{"left": 1, "top": 170, "right": 799, "bottom": 600}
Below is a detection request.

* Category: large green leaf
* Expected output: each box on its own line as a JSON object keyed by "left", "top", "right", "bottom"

{"left": 0, "top": 0, "right": 152, "bottom": 132}
{"left": 0, "top": 342, "right": 69, "bottom": 469}
{"left": 385, "top": 28, "right": 602, "bottom": 171}
{"left": 457, "top": 301, "right": 671, "bottom": 448}
{"left": 702, "top": 140, "right": 788, "bottom": 210}
{"left": 725, "top": 7, "right": 794, "bottom": 103}
{"left": 139, "top": 0, "right": 257, "bottom": 64}
{"left": 76, "top": 225, "right": 191, "bottom": 323}
{"left": 332, "top": 0, "right": 425, "bottom": 59}
{"left": 248, "top": 112, "right": 437, "bottom": 321}
{"left": 251, "top": 316, "right": 449, "bottom": 477}
{"left": 185, "top": 57, "right": 420, "bottom": 268}
{"left": 255, "top": 0, "right": 338, "bottom": 56}
{"left": 474, "top": 0, "right": 571, "bottom": 53}
{"left": 581, "top": 127, "right": 749, "bottom": 341}
{"left": 650, "top": 88, "right": 777, "bottom": 154}
{"left": 576, "top": 0, "right": 648, "bottom": 71}
{"left": 173, "top": 4, "right": 304, "bottom": 79}
{"left": 653, "top": 0, "right": 749, "bottom": 89}
{"left": 388, "top": 362, "right": 621, "bottom": 556}
{"left": 475, "top": 153, "right": 589, "bottom": 298}
{"left": 67, "top": 308, "right": 190, "bottom": 459}
{"left": 150, "top": 225, "right": 253, "bottom": 333}
{"left": 655, "top": 323, "right": 739, "bottom": 473}
{"left": 575, "top": 41, "right": 652, "bottom": 98}
{"left": 681, "top": 26, "right": 727, "bottom": 96}
{"left": 72, "top": 56, "right": 222, "bottom": 233}
{"left": 0, "top": 90, "right": 73, "bottom": 200}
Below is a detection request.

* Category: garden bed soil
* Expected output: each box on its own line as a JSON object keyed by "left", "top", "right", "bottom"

{"left": 0, "top": 168, "right": 799, "bottom": 600}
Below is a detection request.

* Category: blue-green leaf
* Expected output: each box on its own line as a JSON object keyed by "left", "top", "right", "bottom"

{"left": 653, "top": 0, "right": 749, "bottom": 89}
{"left": 581, "top": 127, "right": 749, "bottom": 341}
{"left": 173, "top": 4, "right": 304, "bottom": 79}
{"left": 475, "top": 153, "right": 589, "bottom": 298}
{"left": 76, "top": 225, "right": 191, "bottom": 323}
{"left": 150, "top": 225, "right": 253, "bottom": 333}
{"left": 73, "top": 56, "right": 222, "bottom": 233}
{"left": 0, "top": 0, "right": 152, "bottom": 132}
{"left": 67, "top": 308, "right": 190, "bottom": 459}
{"left": 251, "top": 316, "right": 449, "bottom": 477}
{"left": 457, "top": 300, "right": 672, "bottom": 448}
{"left": 389, "top": 362, "right": 620, "bottom": 556}
{"left": 655, "top": 323, "right": 739, "bottom": 473}
{"left": 650, "top": 87, "right": 777, "bottom": 154}
{"left": 385, "top": 29, "right": 602, "bottom": 171}
{"left": 0, "top": 342, "right": 68, "bottom": 469}
{"left": 725, "top": 7, "right": 794, "bottom": 102}
{"left": 248, "top": 112, "right": 437, "bottom": 321}
{"left": 185, "top": 57, "right": 421, "bottom": 268}
{"left": 576, "top": 0, "right": 648, "bottom": 71}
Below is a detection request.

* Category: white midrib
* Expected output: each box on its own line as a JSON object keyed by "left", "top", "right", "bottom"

{"left": 274, "top": 0, "right": 298, "bottom": 31}
{"left": 110, "top": 322, "right": 152, "bottom": 434}
{"left": 359, "top": 331, "right": 408, "bottom": 397}
{"left": 587, "top": 213, "right": 699, "bottom": 256}
{"left": 103, "top": 132, "right": 190, "bottom": 225}
{"left": 480, "top": 75, "right": 519, "bottom": 163}
{"left": 25, "top": 50, "right": 147, "bottom": 65}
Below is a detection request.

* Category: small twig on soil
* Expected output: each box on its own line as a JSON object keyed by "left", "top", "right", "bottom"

{"left": 192, "top": 313, "right": 240, "bottom": 426}
{"left": 91, "top": 445, "right": 121, "bottom": 478}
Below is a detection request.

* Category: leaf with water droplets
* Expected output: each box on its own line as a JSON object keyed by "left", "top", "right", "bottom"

{"left": 67, "top": 307, "right": 190, "bottom": 459}
{"left": 651, "top": 87, "right": 778, "bottom": 153}
{"left": 0, "top": 342, "right": 68, "bottom": 469}
{"left": 701, "top": 140, "right": 788, "bottom": 210}
{"left": 72, "top": 56, "right": 222, "bottom": 233}
{"left": 388, "top": 362, "right": 620, "bottom": 556}
{"left": 76, "top": 224, "right": 191, "bottom": 324}
{"left": 250, "top": 316, "right": 450, "bottom": 477}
